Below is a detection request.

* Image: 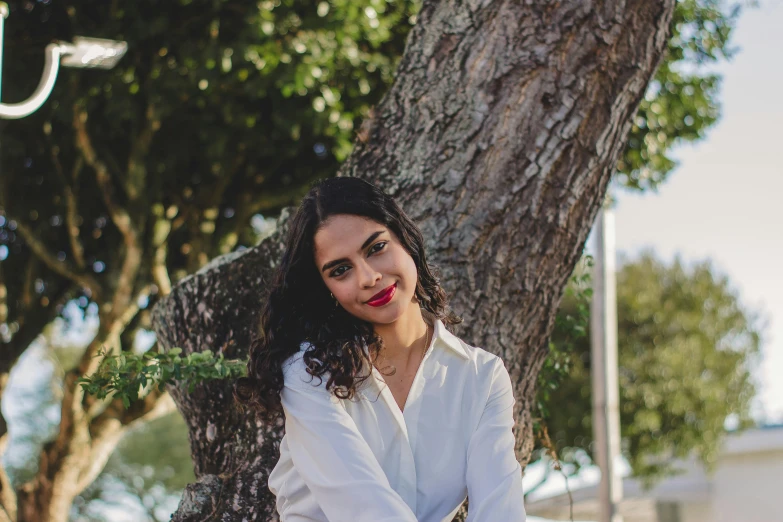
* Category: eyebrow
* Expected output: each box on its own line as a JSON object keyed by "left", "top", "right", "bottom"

{"left": 320, "top": 230, "right": 387, "bottom": 273}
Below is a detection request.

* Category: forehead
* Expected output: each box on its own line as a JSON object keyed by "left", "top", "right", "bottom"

{"left": 313, "top": 215, "right": 386, "bottom": 259}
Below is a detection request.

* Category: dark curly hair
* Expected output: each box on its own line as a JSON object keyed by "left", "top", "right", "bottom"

{"left": 233, "top": 176, "right": 461, "bottom": 423}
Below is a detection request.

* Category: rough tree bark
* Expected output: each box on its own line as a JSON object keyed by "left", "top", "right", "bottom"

{"left": 153, "top": 0, "right": 675, "bottom": 520}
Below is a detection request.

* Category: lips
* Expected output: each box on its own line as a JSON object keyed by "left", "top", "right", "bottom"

{"left": 366, "top": 283, "right": 397, "bottom": 306}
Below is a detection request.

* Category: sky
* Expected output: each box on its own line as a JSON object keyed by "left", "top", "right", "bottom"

{"left": 612, "top": 0, "right": 783, "bottom": 423}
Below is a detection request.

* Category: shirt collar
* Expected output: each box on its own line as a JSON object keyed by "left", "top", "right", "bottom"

{"left": 422, "top": 309, "right": 470, "bottom": 360}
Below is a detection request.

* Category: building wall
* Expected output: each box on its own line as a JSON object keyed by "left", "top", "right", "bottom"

{"left": 524, "top": 428, "right": 783, "bottom": 522}
{"left": 527, "top": 497, "right": 660, "bottom": 522}
{"left": 680, "top": 501, "right": 712, "bottom": 522}
{"left": 711, "top": 449, "right": 783, "bottom": 522}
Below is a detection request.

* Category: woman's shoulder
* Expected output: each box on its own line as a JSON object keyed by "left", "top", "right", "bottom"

{"left": 441, "top": 325, "right": 504, "bottom": 375}
{"left": 280, "top": 342, "right": 327, "bottom": 390}
{"left": 438, "top": 331, "right": 513, "bottom": 429}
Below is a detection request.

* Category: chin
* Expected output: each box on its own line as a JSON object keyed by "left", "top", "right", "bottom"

{"left": 369, "top": 300, "right": 412, "bottom": 325}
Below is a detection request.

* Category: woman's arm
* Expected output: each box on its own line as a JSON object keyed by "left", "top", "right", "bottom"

{"left": 465, "top": 356, "right": 527, "bottom": 522}
{"left": 280, "top": 353, "right": 419, "bottom": 522}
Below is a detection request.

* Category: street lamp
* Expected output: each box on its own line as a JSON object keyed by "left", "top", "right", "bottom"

{"left": 0, "top": 2, "right": 127, "bottom": 120}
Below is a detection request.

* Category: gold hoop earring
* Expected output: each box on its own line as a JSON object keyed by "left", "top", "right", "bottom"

{"left": 330, "top": 292, "right": 339, "bottom": 307}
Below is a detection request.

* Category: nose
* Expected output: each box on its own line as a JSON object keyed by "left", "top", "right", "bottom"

{"left": 357, "top": 258, "right": 382, "bottom": 288}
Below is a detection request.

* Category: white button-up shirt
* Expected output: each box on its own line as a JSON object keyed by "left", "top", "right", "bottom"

{"left": 267, "top": 314, "right": 527, "bottom": 522}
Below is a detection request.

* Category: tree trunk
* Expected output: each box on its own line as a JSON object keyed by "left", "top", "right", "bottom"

{"left": 0, "top": 374, "right": 17, "bottom": 522}
{"left": 153, "top": 0, "right": 675, "bottom": 520}
{"left": 0, "top": 281, "right": 70, "bottom": 522}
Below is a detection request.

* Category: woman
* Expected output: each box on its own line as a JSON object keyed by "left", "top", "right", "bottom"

{"left": 234, "top": 177, "right": 526, "bottom": 521}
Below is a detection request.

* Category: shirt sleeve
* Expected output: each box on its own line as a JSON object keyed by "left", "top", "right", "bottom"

{"left": 465, "top": 356, "right": 527, "bottom": 522}
{"left": 280, "top": 353, "right": 419, "bottom": 522}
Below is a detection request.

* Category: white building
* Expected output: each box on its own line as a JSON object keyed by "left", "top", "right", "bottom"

{"left": 525, "top": 425, "right": 783, "bottom": 522}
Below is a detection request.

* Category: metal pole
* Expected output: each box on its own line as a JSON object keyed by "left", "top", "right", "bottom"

{"left": 591, "top": 206, "right": 624, "bottom": 522}
{"left": 0, "top": 2, "right": 8, "bottom": 102}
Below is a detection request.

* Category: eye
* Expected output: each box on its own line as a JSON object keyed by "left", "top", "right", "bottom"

{"left": 330, "top": 265, "right": 349, "bottom": 278}
{"left": 328, "top": 242, "right": 387, "bottom": 278}
{"left": 370, "top": 241, "right": 387, "bottom": 254}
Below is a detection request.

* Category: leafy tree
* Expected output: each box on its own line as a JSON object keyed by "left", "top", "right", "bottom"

{"left": 541, "top": 252, "right": 761, "bottom": 484}
{"left": 618, "top": 0, "right": 739, "bottom": 190}
{"left": 0, "top": 1, "right": 415, "bottom": 519}
{"left": 0, "top": 0, "right": 744, "bottom": 520}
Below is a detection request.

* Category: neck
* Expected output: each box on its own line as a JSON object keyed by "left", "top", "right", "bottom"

{"left": 374, "top": 302, "right": 430, "bottom": 365}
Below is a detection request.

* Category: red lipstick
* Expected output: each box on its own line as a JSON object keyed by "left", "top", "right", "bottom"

{"left": 366, "top": 283, "right": 397, "bottom": 307}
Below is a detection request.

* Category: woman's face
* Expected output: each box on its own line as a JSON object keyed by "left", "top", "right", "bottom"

{"left": 313, "top": 214, "right": 419, "bottom": 326}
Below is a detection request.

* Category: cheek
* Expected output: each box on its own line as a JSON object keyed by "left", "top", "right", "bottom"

{"left": 332, "top": 277, "right": 364, "bottom": 304}
{"left": 322, "top": 278, "right": 347, "bottom": 302}
{"left": 329, "top": 281, "right": 350, "bottom": 301}
{"left": 398, "top": 251, "right": 419, "bottom": 286}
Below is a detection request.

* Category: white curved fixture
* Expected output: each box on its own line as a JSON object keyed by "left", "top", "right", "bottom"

{"left": 0, "top": 42, "right": 64, "bottom": 120}
{"left": 0, "top": 4, "right": 127, "bottom": 120}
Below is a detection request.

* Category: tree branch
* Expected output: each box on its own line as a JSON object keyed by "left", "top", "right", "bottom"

{"left": 186, "top": 147, "right": 248, "bottom": 263}
{"left": 0, "top": 281, "right": 74, "bottom": 382}
{"left": 73, "top": 107, "right": 145, "bottom": 322}
{"left": 95, "top": 384, "right": 175, "bottom": 430}
{"left": 119, "top": 306, "right": 154, "bottom": 356}
{"left": 125, "top": 102, "right": 160, "bottom": 202}
{"left": 150, "top": 210, "right": 173, "bottom": 297}
{"left": 72, "top": 106, "right": 137, "bottom": 247}
{"left": 13, "top": 219, "right": 102, "bottom": 300}
{"left": 77, "top": 286, "right": 152, "bottom": 384}
{"left": 246, "top": 188, "right": 303, "bottom": 217}
{"left": 0, "top": 471, "right": 14, "bottom": 522}
{"left": 21, "top": 258, "right": 34, "bottom": 310}
{"left": 0, "top": 261, "right": 6, "bottom": 325}
{"left": 0, "top": 375, "right": 17, "bottom": 522}
{"left": 208, "top": 182, "right": 303, "bottom": 259}
{"left": 47, "top": 129, "right": 87, "bottom": 270}
{"left": 152, "top": 241, "right": 172, "bottom": 296}
{"left": 523, "top": 464, "right": 552, "bottom": 500}
{"left": 79, "top": 389, "right": 175, "bottom": 493}
{"left": 66, "top": 157, "right": 87, "bottom": 269}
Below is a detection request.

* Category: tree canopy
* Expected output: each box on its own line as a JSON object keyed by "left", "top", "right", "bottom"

{"left": 540, "top": 252, "right": 761, "bottom": 484}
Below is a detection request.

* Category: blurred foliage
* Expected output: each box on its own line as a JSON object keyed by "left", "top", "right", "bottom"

{"left": 1, "top": 342, "right": 62, "bottom": 487}
{"left": 70, "top": 412, "right": 193, "bottom": 522}
{"left": 1, "top": 306, "right": 101, "bottom": 487}
{"left": 78, "top": 347, "right": 247, "bottom": 407}
{"left": 2, "top": 305, "right": 193, "bottom": 517}
{"left": 529, "top": 255, "right": 593, "bottom": 494}
{"left": 539, "top": 252, "right": 762, "bottom": 485}
{"left": 617, "top": 0, "right": 740, "bottom": 190}
{"left": 536, "top": 255, "right": 593, "bottom": 420}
